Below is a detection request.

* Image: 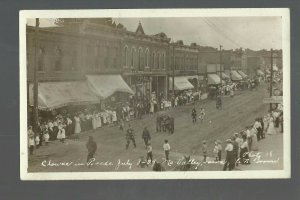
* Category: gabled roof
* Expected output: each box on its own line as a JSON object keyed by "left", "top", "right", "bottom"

{"left": 135, "top": 21, "right": 145, "bottom": 35}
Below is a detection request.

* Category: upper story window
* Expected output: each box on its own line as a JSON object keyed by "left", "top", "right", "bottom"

{"left": 145, "top": 48, "right": 150, "bottom": 67}
{"left": 162, "top": 53, "right": 165, "bottom": 69}
{"left": 152, "top": 52, "right": 155, "bottom": 69}
{"left": 54, "top": 47, "right": 63, "bottom": 71}
{"left": 131, "top": 47, "right": 136, "bottom": 68}
{"left": 157, "top": 53, "right": 160, "bottom": 69}
{"left": 123, "top": 46, "right": 128, "bottom": 67}
{"left": 138, "top": 48, "right": 143, "bottom": 71}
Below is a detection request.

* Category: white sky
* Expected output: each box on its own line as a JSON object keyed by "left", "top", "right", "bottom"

{"left": 27, "top": 17, "right": 282, "bottom": 50}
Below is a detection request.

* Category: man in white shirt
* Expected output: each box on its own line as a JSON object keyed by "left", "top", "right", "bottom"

{"left": 163, "top": 140, "right": 171, "bottom": 161}
{"left": 223, "top": 139, "right": 234, "bottom": 171}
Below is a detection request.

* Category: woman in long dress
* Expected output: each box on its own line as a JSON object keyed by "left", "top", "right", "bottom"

{"left": 267, "top": 117, "right": 277, "bottom": 135}
{"left": 74, "top": 115, "right": 81, "bottom": 134}
{"left": 240, "top": 135, "right": 250, "bottom": 165}
{"left": 250, "top": 127, "right": 259, "bottom": 151}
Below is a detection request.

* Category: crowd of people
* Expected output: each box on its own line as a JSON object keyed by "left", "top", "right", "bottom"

{"left": 134, "top": 106, "right": 283, "bottom": 171}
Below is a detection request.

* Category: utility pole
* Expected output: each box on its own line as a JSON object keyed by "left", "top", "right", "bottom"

{"left": 219, "top": 45, "right": 223, "bottom": 90}
{"left": 172, "top": 45, "right": 175, "bottom": 99}
{"left": 269, "top": 48, "right": 273, "bottom": 111}
{"left": 33, "top": 18, "right": 39, "bottom": 133}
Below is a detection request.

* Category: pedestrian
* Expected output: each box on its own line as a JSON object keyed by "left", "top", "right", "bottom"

{"left": 191, "top": 107, "right": 197, "bottom": 123}
{"left": 146, "top": 143, "right": 153, "bottom": 163}
{"left": 125, "top": 124, "right": 136, "bottom": 149}
{"left": 202, "top": 140, "right": 208, "bottom": 162}
{"left": 223, "top": 139, "right": 235, "bottom": 171}
{"left": 35, "top": 134, "right": 40, "bottom": 149}
{"left": 142, "top": 127, "right": 151, "bottom": 146}
{"left": 217, "top": 140, "right": 222, "bottom": 161}
{"left": 253, "top": 118, "right": 262, "bottom": 141}
{"left": 199, "top": 107, "right": 205, "bottom": 123}
{"left": 213, "top": 141, "right": 219, "bottom": 161}
{"left": 163, "top": 139, "right": 171, "bottom": 161}
{"left": 240, "top": 134, "right": 250, "bottom": 165}
{"left": 86, "top": 136, "right": 97, "bottom": 164}
{"left": 57, "top": 124, "right": 66, "bottom": 143}
{"left": 43, "top": 129, "right": 49, "bottom": 146}
{"left": 231, "top": 135, "right": 239, "bottom": 166}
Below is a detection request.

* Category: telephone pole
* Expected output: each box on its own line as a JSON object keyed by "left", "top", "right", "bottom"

{"left": 33, "top": 18, "right": 39, "bottom": 133}
{"left": 172, "top": 45, "right": 175, "bottom": 99}
{"left": 219, "top": 45, "right": 223, "bottom": 89}
{"left": 269, "top": 48, "right": 273, "bottom": 111}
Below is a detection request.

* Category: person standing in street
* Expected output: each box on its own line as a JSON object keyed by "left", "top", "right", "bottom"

{"left": 86, "top": 136, "right": 97, "bottom": 164}
{"left": 191, "top": 107, "right": 197, "bottom": 124}
{"left": 142, "top": 127, "right": 151, "bottom": 146}
{"left": 146, "top": 143, "right": 153, "bottom": 163}
{"left": 202, "top": 140, "right": 208, "bottom": 162}
{"left": 163, "top": 139, "right": 171, "bottom": 161}
{"left": 126, "top": 124, "right": 136, "bottom": 149}
{"left": 223, "top": 139, "right": 234, "bottom": 171}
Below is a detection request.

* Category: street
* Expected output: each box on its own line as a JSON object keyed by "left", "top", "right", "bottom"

{"left": 28, "top": 83, "right": 282, "bottom": 172}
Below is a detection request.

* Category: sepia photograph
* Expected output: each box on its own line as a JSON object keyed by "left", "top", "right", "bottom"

{"left": 19, "top": 9, "right": 290, "bottom": 180}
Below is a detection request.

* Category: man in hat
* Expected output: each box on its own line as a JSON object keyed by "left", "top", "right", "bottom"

{"left": 126, "top": 124, "right": 136, "bottom": 149}
{"left": 223, "top": 139, "right": 234, "bottom": 171}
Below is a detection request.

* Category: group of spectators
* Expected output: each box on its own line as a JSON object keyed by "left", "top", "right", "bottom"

{"left": 220, "top": 108, "right": 283, "bottom": 171}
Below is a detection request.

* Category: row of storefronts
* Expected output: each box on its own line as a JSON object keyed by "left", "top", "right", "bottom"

{"left": 29, "top": 68, "right": 268, "bottom": 111}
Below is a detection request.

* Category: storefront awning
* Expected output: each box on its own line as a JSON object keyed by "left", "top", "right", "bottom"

{"left": 169, "top": 77, "right": 194, "bottom": 90}
{"left": 237, "top": 70, "right": 248, "bottom": 78}
{"left": 86, "top": 75, "right": 134, "bottom": 99}
{"left": 207, "top": 74, "right": 221, "bottom": 85}
{"left": 221, "top": 72, "right": 230, "bottom": 79}
{"left": 29, "top": 81, "right": 99, "bottom": 110}
{"left": 231, "top": 70, "right": 243, "bottom": 81}
{"left": 257, "top": 69, "right": 265, "bottom": 76}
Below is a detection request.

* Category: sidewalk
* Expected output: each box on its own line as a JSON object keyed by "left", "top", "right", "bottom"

{"left": 236, "top": 133, "right": 283, "bottom": 171}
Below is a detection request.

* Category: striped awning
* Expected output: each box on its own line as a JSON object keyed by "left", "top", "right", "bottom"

{"left": 231, "top": 70, "right": 243, "bottom": 81}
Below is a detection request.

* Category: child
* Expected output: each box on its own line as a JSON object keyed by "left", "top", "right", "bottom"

{"left": 202, "top": 140, "right": 208, "bottom": 162}
{"left": 137, "top": 156, "right": 148, "bottom": 168}
{"left": 43, "top": 130, "right": 49, "bottom": 146}
{"left": 213, "top": 141, "right": 219, "bottom": 161}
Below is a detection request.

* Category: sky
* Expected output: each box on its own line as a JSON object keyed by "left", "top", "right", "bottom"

{"left": 27, "top": 17, "right": 282, "bottom": 50}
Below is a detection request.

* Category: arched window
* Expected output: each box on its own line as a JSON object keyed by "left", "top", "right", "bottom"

{"left": 145, "top": 48, "right": 150, "bottom": 67}
{"left": 123, "top": 46, "right": 128, "bottom": 67}
{"left": 138, "top": 48, "right": 143, "bottom": 71}
{"left": 157, "top": 53, "right": 160, "bottom": 69}
{"left": 131, "top": 47, "right": 136, "bottom": 68}
{"left": 152, "top": 52, "right": 155, "bottom": 68}
{"left": 162, "top": 53, "right": 165, "bottom": 69}
{"left": 54, "top": 47, "right": 62, "bottom": 71}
